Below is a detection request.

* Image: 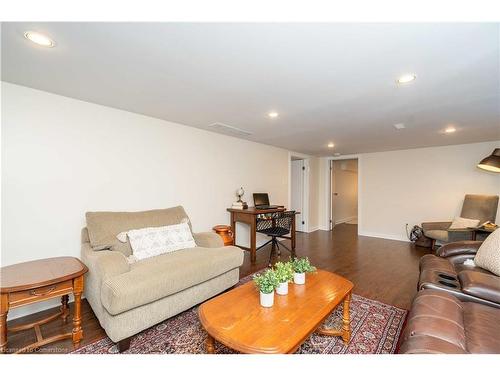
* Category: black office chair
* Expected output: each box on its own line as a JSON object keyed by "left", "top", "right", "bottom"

{"left": 256, "top": 211, "right": 297, "bottom": 266}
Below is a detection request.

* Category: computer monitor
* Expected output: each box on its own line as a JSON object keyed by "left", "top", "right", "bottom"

{"left": 253, "top": 193, "right": 270, "bottom": 207}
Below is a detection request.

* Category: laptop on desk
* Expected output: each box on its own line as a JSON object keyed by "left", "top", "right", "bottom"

{"left": 253, "top": 193, "right": 280, "bottom": 210}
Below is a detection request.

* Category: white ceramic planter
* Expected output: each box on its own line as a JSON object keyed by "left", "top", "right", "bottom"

{"left": 260, "top": 291, "right": 274, "bottom": 307}
{"left": 294, "top": 272, "right": 306, "bottom": 284}
{"left": 276, "top": 281, "right": 289, "bottom": 295}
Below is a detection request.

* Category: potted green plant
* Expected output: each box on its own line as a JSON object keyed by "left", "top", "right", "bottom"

{"left": 292, "top": 257, "right": 316, "bottom": 285}
{"left": 274, "top": 261, "right": 294, "bottom": 295}
{"left": 253, "top": 269, "right": 279, "bottom": 307}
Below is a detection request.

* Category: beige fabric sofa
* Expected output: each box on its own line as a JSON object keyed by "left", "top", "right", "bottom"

{"left": 81, "top": 206, "right": 244, "bottom": 351}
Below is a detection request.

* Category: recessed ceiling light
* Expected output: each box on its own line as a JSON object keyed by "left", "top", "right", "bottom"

{"left": 444, "top": 127, "right": 456, "bottom": 134}
{"left": 393, "top": 123, "right": 406, "bottom": 130}
{"left": 24, "top": 31, "right": 55, "bottom": 47}
{"left": 327, "top": 143, "right": 335, "bottom": 148}
{"left": 268, "top": 111, "right": 279, "bottom": 119}
{"left": 333, "top": 153, "right": 341, "bottom": 156}
{"left": 396, "top": 74, "right": 416, "bottom": 85}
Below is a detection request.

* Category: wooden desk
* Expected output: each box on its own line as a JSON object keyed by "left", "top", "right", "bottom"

{"left": 0, "top": 257, "right": 88, "bottom": 354}
{"left": 227, "top": 206, "right": 297, "bottom": 263}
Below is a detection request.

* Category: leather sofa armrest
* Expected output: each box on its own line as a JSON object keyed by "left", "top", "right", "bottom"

{"left": 422, "top": 221, "right": 452, "bottom": 231}
{"left": 436, "top": 241, "right": 482, "bottom": 258}
{"left": 193, "top": 232, "right": 224, "bottom": 248}
{"left": 458, "top": 271, "right": 500, "bottom": 304}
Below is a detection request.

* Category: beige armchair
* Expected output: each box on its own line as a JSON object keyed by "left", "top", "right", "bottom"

{"left": 81, "top": 206, "right": 244, "bottom": 352}
{"left": 422, "top": 194, "right": 499, "bottom": 250}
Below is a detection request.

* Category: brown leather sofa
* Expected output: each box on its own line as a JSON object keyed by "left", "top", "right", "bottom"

{"left": 399, "top": 289, "right": 500, "bottom": 353}
{"left": 418, "top": 241, "right": 500, "bottom": 308}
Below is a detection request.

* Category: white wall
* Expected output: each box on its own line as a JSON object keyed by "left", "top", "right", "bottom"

{"left": 1, "top": 82, "right": 289, "bottom": 318}
{"left": 358, "top": 141, "right": 500, "bottom": 241}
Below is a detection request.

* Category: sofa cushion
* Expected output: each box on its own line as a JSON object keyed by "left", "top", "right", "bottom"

{"left": 402, "top": 290, "right": 466, "bottom": 351}
{"left": 454, "top": 262, "right": 494, "bottom": 275}
{"left": 399, "top": 290, "right": 500, "bottom": 354}
{"left": 86, "top": 206, "right": 192, "bottom": 252}
{"left": 100, "top": 245, "right": 244, "bottom": 315}
{"left": 458, "top": 270, "right": 500, "bottom": 304}
{"left": 449, "top": 217, "right": 479, "bottom": 230}
{"left": 474, "top": 228, "right": 500, "bottom": 276}
{"left": 463, "top": 301, "right": 500, "bottom": 353}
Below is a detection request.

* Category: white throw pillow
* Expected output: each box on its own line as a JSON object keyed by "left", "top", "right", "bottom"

{"left": 449, "top": 217, "right": 480, "bottom": 229}
{"left": 127, "top": 223, "right": 196, "bottom": 261}
{"left": 474, "top": 228, "right": 500, "bottom": 276}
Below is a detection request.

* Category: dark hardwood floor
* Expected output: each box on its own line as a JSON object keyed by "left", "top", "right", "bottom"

{"left": 5, "top": 224, "right": 429, "bottom": 353}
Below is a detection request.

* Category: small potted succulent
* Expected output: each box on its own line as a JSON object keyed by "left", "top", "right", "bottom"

{"left": 274, "top": 261, "right": 294, "bottom": 295}
{"left": 292, "top": 257, "right": 316, "bottom": 285}
{"left": 253, "top": 269, "right": 279, "bottom": 307}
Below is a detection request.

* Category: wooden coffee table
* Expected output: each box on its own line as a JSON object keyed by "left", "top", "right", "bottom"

{"left": 198, "top": 269, "right": 354, "bottom": 354}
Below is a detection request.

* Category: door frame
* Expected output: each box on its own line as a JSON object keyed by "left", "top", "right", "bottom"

{"left": 288, "top": 152, "right": 310, "bottom": 233}
{"left": 325, "top": 154, "right": 361, "bottom": 232}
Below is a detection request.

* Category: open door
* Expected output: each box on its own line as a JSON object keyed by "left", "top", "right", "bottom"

{"left": 331, "top": 159, "right": 358, "bottom": 227}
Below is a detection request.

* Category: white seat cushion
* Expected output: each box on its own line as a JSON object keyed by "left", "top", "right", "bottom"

{"left": 449, "top": 217, "right": 480, "bottom": 229}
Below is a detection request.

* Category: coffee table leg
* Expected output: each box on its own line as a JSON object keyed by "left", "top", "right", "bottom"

{"left": 206, "top": 334, "right": 215, "bottom": 354}
{"left": 316, "top": 292, "right": 351, "bottom": 345}
{"left": 341, "top": 293, "right": 351, "bottom": 344}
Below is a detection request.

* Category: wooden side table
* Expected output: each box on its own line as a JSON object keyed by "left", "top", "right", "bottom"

{"left": 0, "top": 257, "right": 88, "bottom": 354}
{"left": 212, "top": 225, "right": 234, "bottom": 246}
{"left": 469, "top": 226, "right": 497, "bottom": 241}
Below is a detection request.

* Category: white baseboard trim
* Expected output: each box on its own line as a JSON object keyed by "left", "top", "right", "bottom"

{"left": 306, "top": 226, "right": 320, "bottom": 233}
{"left": 358, "top": 231, "right": 410, "bottom": 242}
{"left": 334, "top": 216, "right": 357, "bottom": 225}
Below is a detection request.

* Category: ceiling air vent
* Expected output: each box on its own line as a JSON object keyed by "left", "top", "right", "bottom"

{"left": 208, "top": 122, "right": 252, "bottom": 137}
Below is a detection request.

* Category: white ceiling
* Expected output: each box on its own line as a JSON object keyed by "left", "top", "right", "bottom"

{"left": 2, "top": 23, "right": 499, "bottom": 155}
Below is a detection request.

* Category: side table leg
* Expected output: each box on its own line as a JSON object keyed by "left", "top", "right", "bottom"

{"left": 72, "top": 276, "right": 84, "bottom": 347}
{"left": 61, "top": 295, "right": 70, "bottom": 323}
{"left": 342, "top": 293, "right": 351, "bottom": 344}
{"left": 0, "top": 294, "right": 8, "bottom": 354}
{"left": 206, "top": 334, "right": 215, "bottom": 354}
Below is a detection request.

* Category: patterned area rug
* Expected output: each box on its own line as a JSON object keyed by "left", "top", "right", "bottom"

{"left": 73, "top": 276, "right": 406, "bottom": 354}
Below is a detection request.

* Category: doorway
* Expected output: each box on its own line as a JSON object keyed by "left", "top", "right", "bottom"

{"left": 330, "top": 159, "right": 358, "bottom": 228}
{"left": 290, "top": 158, "right": 306, "bottom": 232}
